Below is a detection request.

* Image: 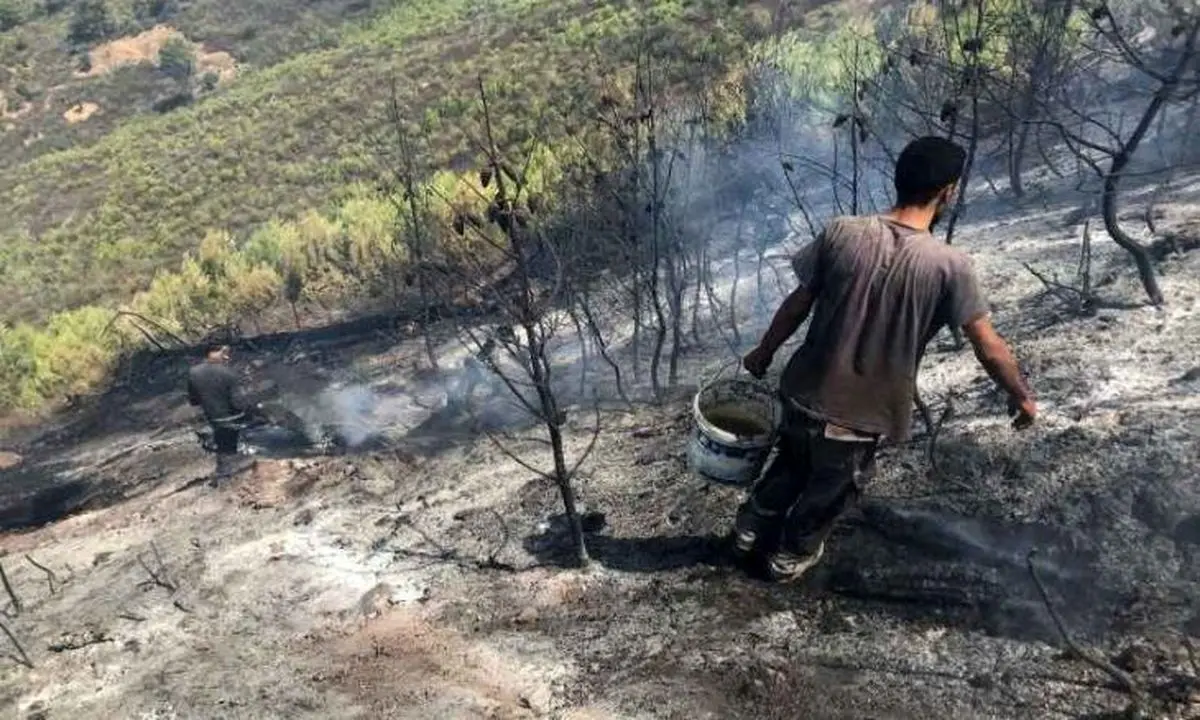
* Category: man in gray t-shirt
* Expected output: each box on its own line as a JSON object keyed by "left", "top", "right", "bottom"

{"left": 733, "top": 136, "right": 1037, "bottom": 583}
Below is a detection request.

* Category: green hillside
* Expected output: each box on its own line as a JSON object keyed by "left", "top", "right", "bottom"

{"left": 0, "top": 0, "right": 875, "bottom": 413}
{"left": 0, "top": 0, "right": 779, "bottom": 324}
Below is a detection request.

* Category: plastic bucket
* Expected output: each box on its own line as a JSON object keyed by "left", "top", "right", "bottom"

{"left": 688, "top": 365, "right": 782, "bottom": 487}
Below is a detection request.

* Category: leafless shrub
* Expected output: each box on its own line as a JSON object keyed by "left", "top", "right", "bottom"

{"left": 24, "top": 555, "right": 58, "bottom": 596}
{"left": 0, "top": 618, "right": 32, "bottom": 668}
{"left": 416, "top": 78, "right": 602, "bottom": 566}
{"left": 1023, "top": 219, "right": 1102, "bottom": 315}
{"left": 136, "top": 541, "right": 177, "bottom": 593}
{"left": 375, "top": 80, "right": 444, "bottom": 372}
{"left": 1032, "top": 3, "right": 1200, "bottom": 305}
{"left": 0, "top": 558, "right": 21, "bottom": 615}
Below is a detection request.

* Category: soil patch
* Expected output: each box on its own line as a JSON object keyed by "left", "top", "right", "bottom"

{"left": 82, "top": 25, "right": 238, "bottom": 83}
{"left": 63, "top": 101, "right": 101, "bottom": 124}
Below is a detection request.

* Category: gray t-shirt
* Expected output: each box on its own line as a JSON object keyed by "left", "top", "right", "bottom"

{"left": 780, "top": 215, "right": 989, "bottom": 442}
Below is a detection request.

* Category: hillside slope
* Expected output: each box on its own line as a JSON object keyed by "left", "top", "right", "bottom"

{"left": 0, "top": 173, "right": 1197, "bottom": 718}
{"left": 0, "top": 0, "right": 789, "bottom": 324}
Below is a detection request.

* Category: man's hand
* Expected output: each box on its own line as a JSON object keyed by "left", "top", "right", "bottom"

{"left": 741, "top": 287, "right": 814, "bottom": 381}
{"left": 743, "top": 346, "right": 773, "bottom": 379}
{"left": 1008, "top": 394, "right": 1037, "bottom": 431}
{"left": 963, "top": 316, "right": 1037, "bottom": 432}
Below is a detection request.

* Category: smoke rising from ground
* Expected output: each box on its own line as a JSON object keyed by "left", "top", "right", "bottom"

{"left": 260, "top": 1, "right": 1200, "bottom": 453}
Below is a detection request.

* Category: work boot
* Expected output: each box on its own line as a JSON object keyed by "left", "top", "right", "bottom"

{"left": 733, "top": 527, "right": 757, "bottom": 557}
{"left": 766, "top": 542, "right": 825, "bottom": 584}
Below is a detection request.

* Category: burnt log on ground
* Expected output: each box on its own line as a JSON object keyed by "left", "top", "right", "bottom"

{"left": 818, "top": 501, "right": 1118, "bottom": 644}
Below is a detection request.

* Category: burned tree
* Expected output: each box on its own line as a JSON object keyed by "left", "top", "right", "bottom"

{"left": 1001, "top": 0, "right": 1078, "bottom": 198}
{"left": 430, "top": 79, "right": 601, "bottom": 567}
{"left": 939, "top": 0, "right": 990, "bottom": 249}
{"left": 376, "top": 79, "right": 443, "bottom": 371}
{"left": 1038, "top": 3, "right": 1200, "bottom": 305}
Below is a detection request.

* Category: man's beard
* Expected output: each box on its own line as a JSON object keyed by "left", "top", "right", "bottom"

{"left": 929, "top": 201, "right": 949, "bottom": 232}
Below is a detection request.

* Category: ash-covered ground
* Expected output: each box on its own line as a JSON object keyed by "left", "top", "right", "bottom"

{"left": 1, "top": 173, "right": 1199, "bottom": 720}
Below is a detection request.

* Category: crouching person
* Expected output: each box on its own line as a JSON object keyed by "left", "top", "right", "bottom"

{"left": 732, "top": 137, "right": 1037, "bottom": 582}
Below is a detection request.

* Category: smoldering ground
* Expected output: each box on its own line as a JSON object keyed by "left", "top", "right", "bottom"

{"left": 3, "top": 9, "right": 1200, "bottom": 718}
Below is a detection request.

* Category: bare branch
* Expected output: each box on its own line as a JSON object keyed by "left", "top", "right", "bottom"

{"left": 567, "top": 395, "right": 604, "bottom": 479}
{"left": 48, "top": 629, "right": 113, "bottom": 653}
{"left": 102, "top": 310, "right": 189, "bottom": 349}
{"left": 0, "top": 618, "right": 32, "bottom": 668}
{"left": 24, "top": 555, "right": 57, "bottom": 596}
{"left": 136, "top": 543, "right": 177, "bottom": 593}
{"left": 481, "top": 427, "right": 554, "bottom": 482}
{"left": 1023, "top": 262, "right": 1097, "bottom": 315}
{"left": 925, "top": 392, "right": 968, "bottom": 493}
{"left": 0, "top": 559, "right": 21, "bottom": 615}
{"left": 1027, "top": 548, "right": 1145, "bottom": 706}
{"left": 1088, "top": 3, "right": 1172, "bottom": 84}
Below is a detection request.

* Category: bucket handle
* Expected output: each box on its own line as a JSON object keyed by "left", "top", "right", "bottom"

{"left": 699, "top": 357, "right": 745, "bottom": 393}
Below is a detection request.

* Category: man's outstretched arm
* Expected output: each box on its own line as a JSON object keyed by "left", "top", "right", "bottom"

{"left": 743, "top": 287, "right": 814, "bottom": 378}
{"left": 962, "top": 315, "right": 1037, "bottom": 429}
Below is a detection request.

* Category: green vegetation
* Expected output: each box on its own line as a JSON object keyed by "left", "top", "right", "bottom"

{"left": 67, "top": 0, "right": 115, "bottom": 45}
{"left": 156, "top": 34, "right": 194, "bottom": 82}
{"left": 1, "top": 0, "right": 771, "bottom": 325}
{"left": 1, "top": 0, "right": 1117, "bottom": 415}
{"left": 0, "top": 0, "right": 788, "bottom": 413}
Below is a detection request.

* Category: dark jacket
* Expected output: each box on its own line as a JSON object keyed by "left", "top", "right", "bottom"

{"left": 187, "top": 361, "right": 244, "bottom": 426}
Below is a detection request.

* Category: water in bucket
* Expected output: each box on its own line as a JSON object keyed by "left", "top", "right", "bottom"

{"left": 702, "top": 405, "right": 772, "bottom": 437}
{"left": 689, "top": 374, "right": 782, "bottom": 487}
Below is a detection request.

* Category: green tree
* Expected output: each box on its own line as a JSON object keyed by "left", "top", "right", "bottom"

{"left": 0, "top": 0, "right": 25, "bottom": 32}
{"left": 158, "top": 35, "right": 195, "bottom": 84}
{"left": 133, "top": 0, "right": 173, "bottom": 25}
{"left": 67, "top": 0, "right": 114, "bottom": 46}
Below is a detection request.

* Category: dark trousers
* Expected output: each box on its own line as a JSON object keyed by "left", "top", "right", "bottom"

{"left": 211, "top": 425, "right": 240, "bottom": 477}
{"left": 734, "top": 409, "right": 878, "bottom": 558}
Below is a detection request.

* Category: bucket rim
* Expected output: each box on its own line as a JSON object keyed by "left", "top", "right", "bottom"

{"left": 692, "top": 378, "right": 781, "bottom": 446}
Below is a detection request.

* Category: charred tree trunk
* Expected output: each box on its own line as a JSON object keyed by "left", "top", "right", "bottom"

{"left": 849, "top": 41, "right": 862, "bottom": 215}
{"left": 577, "top": 296, "right": 630, "bottom": 405}
{"left": 1009, "top": 103, "right": 1032, "bottom": 198}
{"left": 690, "top": 239, "right": 705, "bottom": 346}
{"left": 645, "top": 66, "right": 669, "bottom": 400}
{"left": 1008, "top": 0, "right": 1074, "bottom": 199}
{"left": 526, "top": 322, "right": 589, "bottom": 567}
{"left": 1101, "top": 22, "right": 1199, "bottom": 307}
{"left": 943, "top": 0, "right": 985, "bottom": 248}
{"left": 667, "top": 252, "right": 686, "bottom": 387}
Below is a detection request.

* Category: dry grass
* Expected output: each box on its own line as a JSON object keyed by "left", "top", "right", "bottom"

{"left": 62, "top": 101, "right": 100, "bottom": 124}
{"left": 80, "top": 25, "right": 238, "bottom": 83}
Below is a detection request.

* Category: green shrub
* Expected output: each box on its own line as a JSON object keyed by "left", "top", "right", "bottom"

{"left": 158, "top": 35, "right": 195, "bottom": 83}
{"left": 0, "top": 0, "right": 25, "bottom": 32}
{"left": 132, "top": 0, "right": 173, "bottom": 25}
{"left": 68, "top": 0, "right": 115, "bottom": 46}
{"left": 0, "top": 307, "right": 121, "bottom": 411}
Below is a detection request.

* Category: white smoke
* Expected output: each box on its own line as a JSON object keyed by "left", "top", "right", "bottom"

{"left": 318, "top": 383, "right": 378, "bottom": 448}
